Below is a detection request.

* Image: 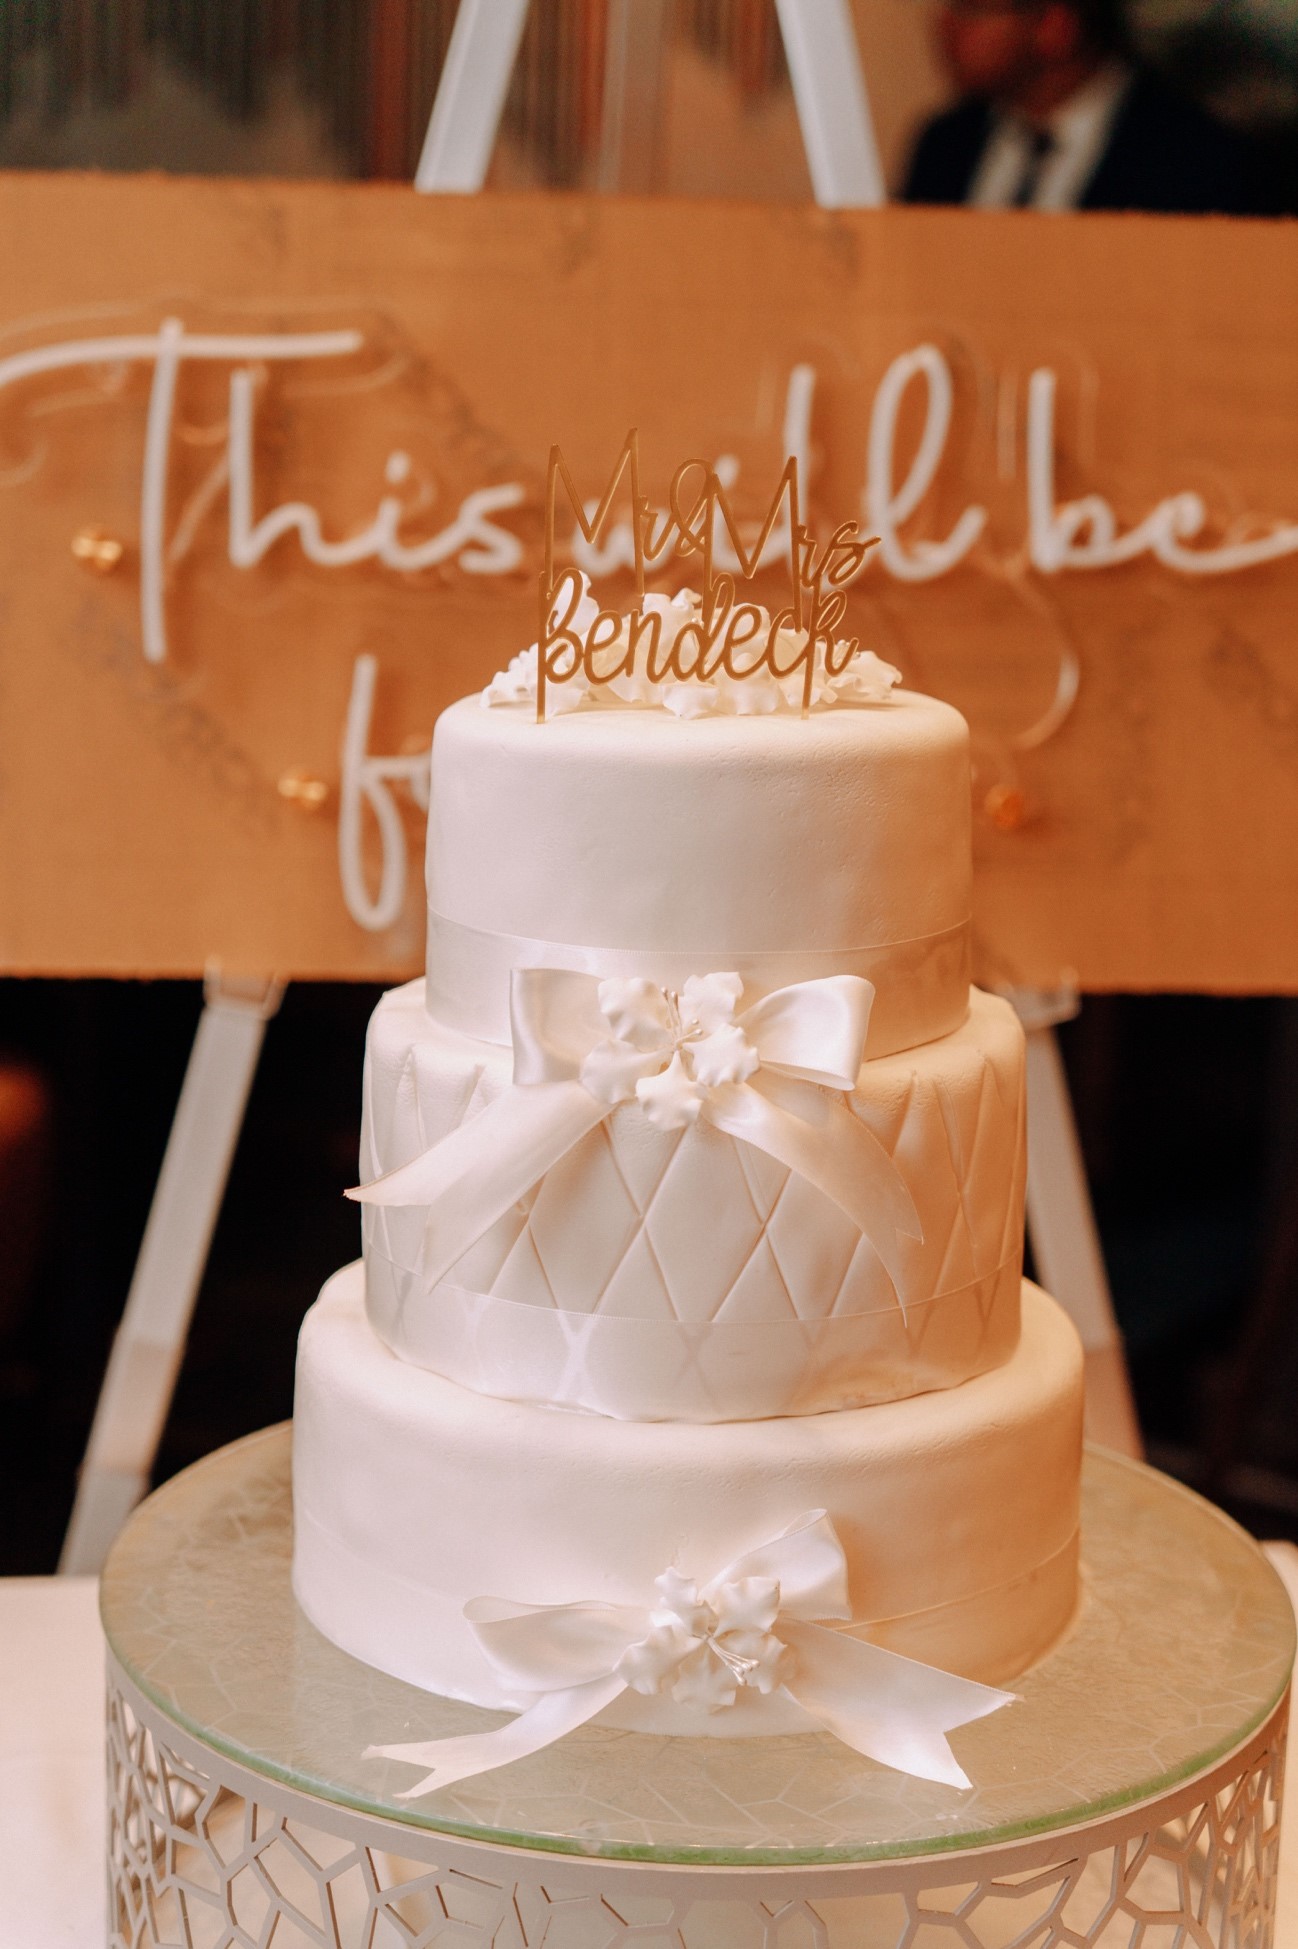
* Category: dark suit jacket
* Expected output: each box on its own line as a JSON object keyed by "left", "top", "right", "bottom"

{"left": 903, "top": 72, "right": 1273, "bottom": 216}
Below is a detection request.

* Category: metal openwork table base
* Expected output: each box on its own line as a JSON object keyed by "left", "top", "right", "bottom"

{"left": 102, "top": 1428, "right": 1294, "bottom": 1949}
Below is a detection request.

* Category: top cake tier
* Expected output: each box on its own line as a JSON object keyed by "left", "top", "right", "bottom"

{"left": 425, "top": 693, "right": 972, "bottom": 1058}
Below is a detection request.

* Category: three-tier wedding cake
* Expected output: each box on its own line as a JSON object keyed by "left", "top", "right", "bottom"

{"left": 291, "top": 590, "right": 1085, "bottom": 1793}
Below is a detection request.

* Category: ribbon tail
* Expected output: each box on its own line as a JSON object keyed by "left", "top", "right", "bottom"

{"left": 705, "top": 1081, "right": 922, "bottom": 1297}
{"left": 365, "top": 1673, "right": 627, "bottom": 1797}
{"left": 346, "top": 1081, "right": 608, "bottom": 1289}
{"left": 780, "top": 1620, "right": 1015, "bottom": 1791}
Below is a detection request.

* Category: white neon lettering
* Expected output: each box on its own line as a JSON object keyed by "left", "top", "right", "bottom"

{"left": 0, "top": 322, "right": 361, "bottom": 661}
{"left": 337, "top": 654, "right": 430, "bottom": 933}
{"left": 865, "top": 345, "right": 986, "bottom": 582}
{"left": 1027, "top": 366, "right": 1298, "bottom": 576}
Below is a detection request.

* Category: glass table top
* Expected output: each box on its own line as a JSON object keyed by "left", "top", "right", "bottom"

{"left": 100, "top": 1426, "right": 1294, "bottom": 1866}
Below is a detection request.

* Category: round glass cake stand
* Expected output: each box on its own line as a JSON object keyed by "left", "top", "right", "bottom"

{"left": 102, "top": 1427, "right": 1294, "bottom": 1949}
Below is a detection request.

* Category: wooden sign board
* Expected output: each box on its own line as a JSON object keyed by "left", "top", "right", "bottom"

{"left": 1, "top": 171, "right": 1297, "bottom": 992}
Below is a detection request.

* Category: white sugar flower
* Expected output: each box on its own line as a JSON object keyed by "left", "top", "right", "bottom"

{"left": 481, "top": 574, "right": 601, "bottom": 711}
{"left": 661, "top": 681, "right": 721, "bottom": 720}
{"left": 824, "top": 648, "right": 903, "bottom": 704}
{"left": 636, "top": 1051, "right": 705, "bottom": 1130}
{"left": 641, "top": 588, "right": 701, "bottom": 653}
{"left": 481, "top": 643, "right": 539, "bottom": 707}
{"left": 689, "top": 1023, "right": 757, "bottom": 1089}
{"left": 681, "top": 971, "right": 744, "bottom": 1032}
{"left": 724, "top": 668, "right": 784, "bottom": 715}
{"left": 578, "top": 972, "right": 758, "bottom": 1131}
{"left": 597, "top": 976, "right": 675, "bottom": 1050}
{"left": 615, "top": 1568, "right": 790, "bottom": 1711}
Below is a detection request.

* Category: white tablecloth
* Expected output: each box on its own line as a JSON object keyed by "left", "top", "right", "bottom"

{"left": 1, "top": 1578, "right": 105, "bottom": 1948}
{"left": 5, "top": 1553, "right": 1298, "bottom": 1947}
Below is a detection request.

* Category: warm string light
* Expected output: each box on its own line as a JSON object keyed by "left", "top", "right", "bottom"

{"left": 536, "top": 432, "right": 877, "bottom": 722}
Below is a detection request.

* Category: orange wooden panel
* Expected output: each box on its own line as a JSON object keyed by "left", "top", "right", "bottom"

{"left": 0, "top": 172, "right": 1295, "bottom": 989}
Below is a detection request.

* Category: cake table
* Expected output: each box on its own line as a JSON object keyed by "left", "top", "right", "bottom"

{"left": 102, "top": 1426, "right": 1292, "bottom": 1949}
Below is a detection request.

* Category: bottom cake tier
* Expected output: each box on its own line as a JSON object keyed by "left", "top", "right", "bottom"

{"left": 292, "top": 1265, "right": 1083, "bottom": 1733}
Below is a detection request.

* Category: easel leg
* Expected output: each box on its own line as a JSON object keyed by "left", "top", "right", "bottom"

{"left": 414, "top": 0, "right": 886, "bottom": 211}
{"left": 59, "top": 972, "right": 284, "bottom": 1575}
{"left": 1020, "top": 1008, "right": 1142, "bottom": 1457}
{"left": 596, "top": 0, "right": 670, "bottom": 193}
{"left": 414, "top": 0, "right": 530, "bottom": 194}
{"left": 773, "top": 0, "right": 886, "bottom": 207}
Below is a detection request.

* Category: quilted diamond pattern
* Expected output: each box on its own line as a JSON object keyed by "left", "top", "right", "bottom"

{"left": 360, "top": 980, "right": 1027, "bottom": 1416}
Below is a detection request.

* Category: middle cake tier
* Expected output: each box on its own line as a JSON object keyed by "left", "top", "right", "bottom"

{"left": 359, "top": 980, "right": 1026, "bottom": 1421}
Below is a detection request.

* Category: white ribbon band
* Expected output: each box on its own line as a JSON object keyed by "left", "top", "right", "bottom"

{"left": 350, "top": 969, "right": 923, "bottom": 1296}
{"left": 364, "top": 1251, "right": 1021, "bottom": 1421}
{"left": 366, "top": 1511, "right": 1015, "bottom": 1796}
{"left": 425, "top": 911, "right": 972, "bottom": 1057}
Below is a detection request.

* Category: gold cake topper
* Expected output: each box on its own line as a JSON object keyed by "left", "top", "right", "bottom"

{"left": 537, "top": 432, "right": 878, "bottom": 723}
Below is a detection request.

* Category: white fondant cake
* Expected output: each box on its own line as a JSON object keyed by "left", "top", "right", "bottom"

{"left": 425, "top": 694, "right": 972, "bottom": 1056}
{"left": 291, "top": 660, "right": 1085, "bottom": 1784}
{"left": 295, "top": 1266, "right": 1081, "bottom": 1726}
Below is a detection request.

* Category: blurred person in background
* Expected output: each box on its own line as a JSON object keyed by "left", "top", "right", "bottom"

{"left": 903, "top": 0, "right": 1274, "bottom": 213}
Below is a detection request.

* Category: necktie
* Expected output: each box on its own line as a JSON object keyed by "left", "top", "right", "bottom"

{"left": 1013, "top": 126, "right": 1055, "bottom": 207}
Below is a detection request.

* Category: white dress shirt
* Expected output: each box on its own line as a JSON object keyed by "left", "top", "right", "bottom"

{"left": 969, "top": 61, "right": 1133, "bottom": 210}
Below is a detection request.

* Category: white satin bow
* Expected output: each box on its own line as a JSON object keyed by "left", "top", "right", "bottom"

{"left": 350, "top": 969, "right": 921, "bottom": 1292}
{"left": 366, "top": 1512, "right": 1014, "bottom": 1796}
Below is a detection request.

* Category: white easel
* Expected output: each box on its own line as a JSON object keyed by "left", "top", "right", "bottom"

{"left": 61, "top": 0, "right": 1135, "bottom": 1578}
{"left": 59, "top": 972, "right": 283, "bottom": 1572}
{"left": 416, "top": 0, "right": 886, "bottom": 205}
